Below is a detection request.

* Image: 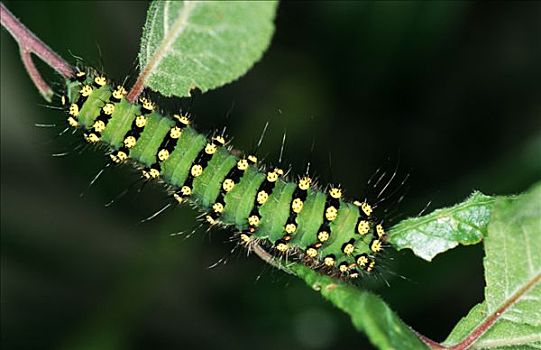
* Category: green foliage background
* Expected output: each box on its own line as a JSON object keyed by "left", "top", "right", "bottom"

{"left": 1, "top": 1, "right": 540, "bottom": 349}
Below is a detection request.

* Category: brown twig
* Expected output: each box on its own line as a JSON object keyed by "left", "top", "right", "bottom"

{"left": 1, "top": 2, "right": 74, "bottom": 101}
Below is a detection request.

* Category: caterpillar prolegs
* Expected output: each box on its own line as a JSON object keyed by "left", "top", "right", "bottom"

{"left": 63, "top": 69, "right": 387, "bottom": 280}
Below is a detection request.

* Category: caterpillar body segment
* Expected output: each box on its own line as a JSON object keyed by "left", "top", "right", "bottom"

{"left": 62, "top": 69, "right": 387, "bottom": 280}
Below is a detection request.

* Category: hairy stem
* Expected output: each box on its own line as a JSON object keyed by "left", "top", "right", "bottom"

{"left": 1, "top": 2, "right": 74, "bottom": 101}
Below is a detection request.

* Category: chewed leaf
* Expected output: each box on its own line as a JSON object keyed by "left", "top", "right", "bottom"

{"left": 387, "top": 192, "right": 497, "bottom": 261}
{"left": 444, "top": 183, "right": 541, "bottom": 348}
{"left": 288, "top": 263, "right": 428, "bottom": 350}
{"left": 138, "top": 1, "right": 278, "bottom": 97}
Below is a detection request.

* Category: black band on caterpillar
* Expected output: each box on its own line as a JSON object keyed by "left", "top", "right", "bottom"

{"left": 206, "top": 155, "right": 257, "bottom": 225}
{"left": 84, "top": 85, "right": 127, "bottom": 143}
{"left": 65, "top": 71, "right": 95, "bottom": 127}
{"left": 315, "top": 186, "right": 342, "bottom": 270}
{"left": 144, "top": 114, "right": 190, "bottom": 178}
{"left": 282, "top": 176, "right": 311, "bottom": 241}
{"left": 170, "top": 132, "right": 226, "bottom": 205}
{"left": 247, "top": 166, "right": 283, "bottom": 237}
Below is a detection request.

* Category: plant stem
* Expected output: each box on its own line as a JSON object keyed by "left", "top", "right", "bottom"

{"left": 415, "top": 332, "right": 448, "bottom": 350}
{"left": 126, "top": 1, "right": 198, "bottom": 103}
{"left": 125, "top": 66, "right": 147, "bottom": 103}
{"left": 1, "top": 2, "right": 74, "bottom": 101}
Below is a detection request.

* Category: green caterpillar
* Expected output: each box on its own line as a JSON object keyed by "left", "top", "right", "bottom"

{"left": 63, "top": 68, "right": 387, "bottom": 280}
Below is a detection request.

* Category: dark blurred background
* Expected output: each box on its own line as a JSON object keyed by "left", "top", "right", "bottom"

{"left": 1, "top": 1, "right": 540, "bottom": 349}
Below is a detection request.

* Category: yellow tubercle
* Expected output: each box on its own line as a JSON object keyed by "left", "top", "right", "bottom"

{"left": 212, "top": 135, "right": 225, "bottom": 146}
{"left": 222, "top": 179, "right": 235, "bottom": 192}
{"left": 266, "top": 169, "right": 280, "bottom": 182}
{"left": 67, "top": 117, "right": 78, "bottom": 128}
{"left": 94, "top": 76, "right": 107, "bottom": 86}
{"left": 342, "top": 242, "right": 355, "bottom": 255}
{"left": 213, "top": 203, "right": 224, "bottom": 213}
{"left": 135, "top": 115, "right": 147, "bottom": 128}
{"left": 123, "top": 136, "right": 137, "bottom": 149}
{"left": 206, "top": 215, "right": 217, "bottom": 225}
{"left": 237, "top": 159, "right": 249, "bottom": 170}
{"left": 376, "top": 224, "right": 385, "bottom": 238}
{"left": 248, "top": 215, "right": 260, "bottom": 227}
{"left": 317, "top": 231, "right": 329, "bottom": 242}
{"left": 80, "top": 85, "right": 93, "bottom": 97}
{"left": 325, "top": 206, "right": 338, "bottom": 221}
{"left": 205, "top": 143, "right": 217, "bottom": 155}
{"left": 239, "top": 233, "right": 252, "bottom": 244}
{"left": 291, "top": 198, "right": 304, "bottom": 213}
{"left": 329, "top": 187, "right": 342, "bottom": 199}
{"left": 276, "top": 242, "right": 289, "bottom": 252}
{"left": 357, "top": 220, "right": 370, "bottom": 235}
{"left": 284, "top": 223, "right": 297, "bottom": 234}
{"left": 139, "top": 97, "right": 154, "bottom": 111}
{"left": 191, "top": 164, "right": 203, "bottom": 177}
{"left": 117, "top": 151, "right": 127, "bottom": 161}
{"left": 247, "top": 155, "right": 258, "bottom": 164}
{"left": 366, "top": 260, "right": 375, "bottom": 272}
{"left": 93, "top": 120, "right": 106, "bottom": 133}
{"left": 143, "top": 168, "right": 160, "bottom": 179}
{"left": 370, "top": 239, "right": 382, "bottom": 253}
{"left": 158, "top": 149, "right": 170, "bottom": 161}
{"left": 169, "top": 126, "right": 182, "bottom": 139}
{"left": 101, "top": 103, "right": 115, "bottom": 115}
{"left": 298, "top": 176, "right": 312, "bottom": 190}
{"left": 306, "top": 247, "right": 318, "bottom": 258}
{"left": 69, "top": 104, "right": 79, "bottom": 117}
{"left": 256, "top": 191, "right": 269, "bottom": 205}
{"left": 356, "top": 255, "right": 368, "bottom": 267}
{"left": 173, "top": 114, "right": 190, "bottom": 126}
{"left": 112, "top": 86, "right": 127, "bottom": 99}
{"left": 85, "top": 133, "right": 99, "bottom": 143}
{"left": 323, "top": 256, "right": 335, "bottom": 267}
{"left": 180, "top": 186, "right": 192, "bottom": 196}
{"left": 173, "top": 193, "right": 184, "bottom": 203}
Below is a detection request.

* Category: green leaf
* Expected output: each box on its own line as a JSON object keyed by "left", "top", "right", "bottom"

{"left": 444, "top": 183, "right": 541, "bottom": 349}
{"left": 138, "top": 0, "right": 278, "bottom": 97}
{"left": 388, "top": 192, "right": 497, "bottom": 261}
{"left": 446, "top": 302, "right": 541, "bottom": 349}
{"left": 288, "top": 263, "right": 428, "bottom": 350}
